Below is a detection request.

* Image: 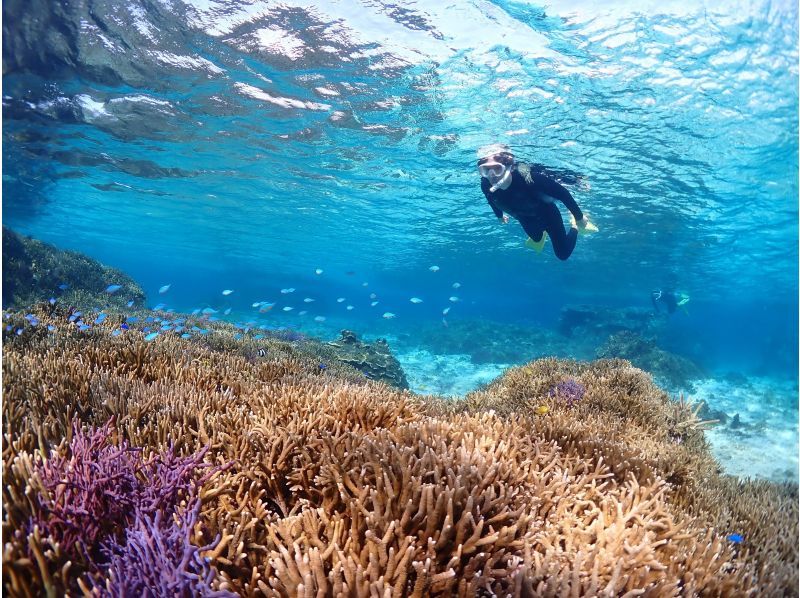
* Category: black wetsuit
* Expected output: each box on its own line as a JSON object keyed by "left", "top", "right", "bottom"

{"left": 652, "top": 290, "right": 678, "bottom": 314}
{"left": 481, "top": 164, "right": 584, "bottom": 261}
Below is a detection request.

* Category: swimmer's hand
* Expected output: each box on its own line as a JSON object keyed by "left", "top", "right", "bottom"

{"left": 499, "top": 214, "right": 509, "bottom": 224}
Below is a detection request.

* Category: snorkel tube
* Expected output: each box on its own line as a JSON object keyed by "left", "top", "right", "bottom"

{"left": 489, "top": 167, "right": 512, "bottom": 193}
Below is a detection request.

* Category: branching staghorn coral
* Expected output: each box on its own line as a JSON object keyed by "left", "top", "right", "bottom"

{"left": 2, "top": 308, "right": 797, "bottom": 596}
{"left": 3, "top": 414, "right": 223, "bottom": 596}
{"left": 86, "top": 499, "right": 236, "bottom": 597}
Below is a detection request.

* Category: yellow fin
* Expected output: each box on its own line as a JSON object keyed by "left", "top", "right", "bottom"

{"left": 525, "top": 233, "right": 547, "bottom": 252}
{"left": 570, "top": 213, "right": 599, "bottom": 234}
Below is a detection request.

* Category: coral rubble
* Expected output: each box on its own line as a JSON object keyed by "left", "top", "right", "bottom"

{"left": 2, "top": 307, "right": 797, "bottom": 596}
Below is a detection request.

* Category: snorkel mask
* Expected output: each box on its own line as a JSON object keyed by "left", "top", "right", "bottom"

{"left": 477, "top": 144, "right": 514, "bottom": 192}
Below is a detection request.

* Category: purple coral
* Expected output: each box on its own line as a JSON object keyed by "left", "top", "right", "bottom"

{"left": 549, "top": 379, "right": 586, "bottom": 408}
{"left": 29, "top": 419, "right": 216, "bottom": 565}
{"left": 96, "top": 500, "right": 236, "bottom": 598}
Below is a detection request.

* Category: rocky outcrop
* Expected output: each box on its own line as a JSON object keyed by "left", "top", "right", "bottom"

{"left": 595, "top": 330, "right": 704, "bottom": 389}
{"left": 327, "top": 329, "right": 409, "bottom": 389}
{"left": 559, "top": 304, "right": 660, "bottom": 341}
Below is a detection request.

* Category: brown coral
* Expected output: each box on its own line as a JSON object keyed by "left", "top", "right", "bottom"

{"left": 2, "top": 308, "right": 797, "bottom": 596}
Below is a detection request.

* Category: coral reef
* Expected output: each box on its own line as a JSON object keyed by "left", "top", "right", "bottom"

{"left": 2, "top": 306, "right": 797, "bottom": 596}
{"left": 326, "top": 329, "right": 409, "bottom": 389}
{"left": 2, "top": 226, "right": 146, "bottom": 309}
{"left": 558, "top": 304, "right": 661, "bottom": 342}
{"left": 596, "top": 330, "right": 705, "bottom": 389}
{"left": 403, "top": 318, "right": 594, "bottom": 364}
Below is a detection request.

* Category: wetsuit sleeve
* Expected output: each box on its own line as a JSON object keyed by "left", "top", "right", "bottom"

{"left": 533, "top": 173, "right": 584, "bottom": 221}
{"left": 481, "top": 178, "right": 504, "bottom": 219}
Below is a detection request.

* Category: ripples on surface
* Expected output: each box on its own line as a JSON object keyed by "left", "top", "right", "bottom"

{"left": 3, "top": 1, "right": 798, "bottom": 334}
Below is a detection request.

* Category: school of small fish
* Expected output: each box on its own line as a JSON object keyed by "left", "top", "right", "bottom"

{"left": 9, "top": 265, "right": 464, "bottom": 346}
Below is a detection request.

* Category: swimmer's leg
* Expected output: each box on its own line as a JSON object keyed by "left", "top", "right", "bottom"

{"left": 541, "top": 204, "right": 578, "bottom": 261}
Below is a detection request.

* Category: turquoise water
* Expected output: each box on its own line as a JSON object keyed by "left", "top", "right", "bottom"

{"left": 3, "top": 0, "right": 798, "bottom": 444}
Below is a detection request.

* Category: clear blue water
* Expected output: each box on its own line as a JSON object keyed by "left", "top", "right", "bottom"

{"left": 4, "top": 0, "right": 798, "bottom": 395}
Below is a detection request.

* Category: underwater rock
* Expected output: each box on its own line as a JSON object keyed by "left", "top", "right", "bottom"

{"left": 327, "top": 329, "right": 409, "bottom": 389}
{"left": 595, "top": 330, "right": 704, "bottom": 389}
{"left": 2, "top": 227, "right": 146, "bottom": 309}
{"left": 559, "top": 304, "right": 661, "bottom": 342}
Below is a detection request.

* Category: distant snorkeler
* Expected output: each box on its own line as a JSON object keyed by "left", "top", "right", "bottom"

{"left": 651, "top": 288, "right": 690, "bottom": 315}
{"left": 477, "top": 144, "right": 598, "bottom": 260}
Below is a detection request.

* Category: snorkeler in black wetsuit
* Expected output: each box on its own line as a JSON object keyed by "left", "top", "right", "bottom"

{"left": 652, "top": 288, "right": 690, "bottom": 314}
{"left": 477, "top": 144, "right": 597, "bottom": 260}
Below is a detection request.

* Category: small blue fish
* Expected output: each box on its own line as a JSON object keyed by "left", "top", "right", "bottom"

{"left": 319, "top": 363, "right": 327, "bottom": 370}
{"left": 199, "top": 329, "right": 209, "bottom": 335}
{"left": 174, "top": 326, "right": 184, "bottom": 333}
{"left": 180, "top": 333, "right": 191, "bottom": 339}
{"left": 105, "top": 284, "right": 122, "bottom": 293}
{"left": 154, "top": 303, "right": 166, "bottom": 311}
{"left": 126, "top": 317, "right": 139, "bottom": 324}
{"left": 208, "top": 317, "right": 218, "bottom": 322}
{"left": 5, "top": 325, "right": 11, "bottom": 332}
{"left": 234, "top": 333, "right": 242, "bottom": 340}
{"left": 191, "top": 308, "right": 201, "bottom": 315}
{"left": 78, "top": 324, "right": 90, "bottom": 332}
{"left": 73, "top": 311, "right": 82, "bottom": 317}
{"left": 191, "top": 326, "right": 201, "bottom": 331}
{"left": 120, "top": 323, "right": 129, "bottom": 330}
{"left": 111, "top": 329, "right": 122, "bottom": 337}
{"left": 161, "top": 324, "right": 172, "bottom": 331}
{"left": 727, "top": 534, "right": 744, "bottom": 544}
{"left": 146, "top": 317, "right": 155, "bottom": 323}
{"left": 224, "top": 308, "right": 232, "bottom": 315}
{"left": 28, "top": 318, "right": 39, "bottom": 327}
{"left": 94, "top": 313, "right": 107, "bottom": 325}
{"left": 47, "top": 325, "right": 55, "bottom": 331}
{"left": 24, "top": 314, "right": 36, "bottom": 321}
{"left": 127, "top": 300, "right": 134, "bottom": 307}
{"left": 202, "top": 308, "right": 217, "bottom": 315}
{"left": 15, "top": 328, "right": 23, "bottom": 335}
{"left": 68, "top": 315, "right": 78, "bottom": 323}
{"left": 254, "top": 334, "right": 264, "bottom": 340}
{"left": 144, "top": 332, "right": 159, "bottom": 341}
{"left": 58, "top": 283, "right": 69, "bottom": 290}
{"left": 143, "top": 327, "right": 151, "bottom": 333}
{"left": 222, "top": 289, "right": 234, "bottom": 296}
{"left": 159, "top": 284, "right": 171, "bottom": 294}
{"left": 49, "top": 297, "right": 56, "bottom": 305}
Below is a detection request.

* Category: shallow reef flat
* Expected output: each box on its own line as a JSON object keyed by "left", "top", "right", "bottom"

{"left": 2, "top": 304, "right": 798, "bottom": 596}
{"left": 393, "top": 346, "right": 799, "bottom": 484}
